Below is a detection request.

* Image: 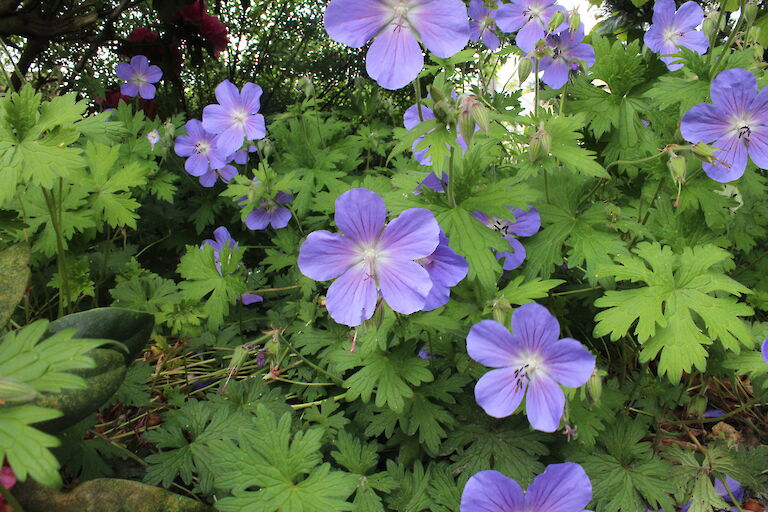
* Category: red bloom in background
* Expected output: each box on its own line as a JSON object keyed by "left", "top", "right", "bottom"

{"left": 97, "top": 88, "right": 132, "bottom": 108}
{"left": 0, "top": 465, "right": 16, "bottom": 512}
{"left": 176, "top": 0, "right": 229, "bottom": 57}
{"left": 121, "top": 27, "right": 183, "bottom": 72}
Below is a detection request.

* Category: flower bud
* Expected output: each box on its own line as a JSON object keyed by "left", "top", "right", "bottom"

{"left": 747, "top": 26, "right": 761, "bottom": 45}
{"left": 691, "top": 142, "right": 718, "bottom": 164}
{"left": 586, "top": 370, "right": 602, "bottom": 405}
{"left": 257, "top": 137, "right": 273, "bottom": 159}
{"left": 429, "top": 85, "right": 449, "bottom": 104}
{"left": 296, "top": 76, "right": 315, "bottom": 98}
{"left": 529, "top": 133, "right": 542, "bottom": 163}
{"left": 743, "top": 1, "right": 758, "bottom": 25}
{"left": 667, "top": 155, "right": 687, "bottom": 185}
{"left": 432, "top": 98, "right": 453, "bottom": 125}
{"left": 548, "top": 10, "right": 566, "bottom": 33}
{"left": 703, "top": 14, "right": 718, "bottom": 40}
{"left": 568, "top": 12, "right": 581, "bottom": 33}
{"left": 491, "top": 297, "right": 512, "bottom": 324}
{"left": 539, "top": 129, "right": 552, "bottom": 154}
{"left": 518, "top": 58, "right": 533, "bottom": 84}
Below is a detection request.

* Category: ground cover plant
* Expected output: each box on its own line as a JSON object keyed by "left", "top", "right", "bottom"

{"left": 1, "top": 0, "right": 768, "bottom": 510}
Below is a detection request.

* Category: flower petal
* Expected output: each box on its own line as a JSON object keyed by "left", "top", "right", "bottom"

{"left": 366, "top": 23, "right": 424, "bottom": 90}
{"left": 422, "top": 282, "right": 450, "bottom": 311}
{"left": 525, "top": 374, "right": 565, "bottom": 432}
{"left": 482, "top": 28, "right": 500, "bottom": 51}
{"left": 202, "top": 104, "right": 233, "bottom": 134}
{"left": 130, "top": 55, "right": 149, "bottom": 71}
{"left": 425, "top": 241, "right": 468, "bottom": 287}
{"left": 121, "top": 82, "right": 139, "bottom": 98}
{"left": 515, "top": 19, "right": 545, "bottom": 53}
{"left": 460, "top": 470, "right": 525, "bottom": 512}
{"left": 467, "top": 319, "right": 521, "bottom": 367}
{"left": 199, "top": 170, "right": 218, "bottom": 187}
{"left": 377, "top": 259, "right": 432, "bottom": 314}
{"left": 404, "top": 104, "right": 435, "bottom": 130}
{"left": 747, "top": 125, "right": 768, "bottom": 170}
{"left": 542, "top": 59, "right": 570, "bottom": 89}
{"left": 539, "top": 338, "right": 595, "bottom": 388}
{"left": 145, "top": 65, "right": 164, "bottom": 83}
{"left": 675, "top": 1, "right": 704, "bottom": 30}
{"left": 185, "top": 154, "right": 209, "bottom": 176}
{"left": 681, "top": 103, "right": 730, "bottom": 143}
{"left": 334, "top": 188, "right": 386, "bottom": 244}
{"left": 495, "top": 3, "right": 527, "bottom": 33}
{"left": 702, "top": 134, "right": 748, "bottom": 182}
{"left": 525, "top": 463, "right": 592, "bottom": 511}
{"left": 326, "top": 262, "right": 379, "bottom": 326}
{"left": 474, "top": 367, "right": 526, "bottom": 418}
{"left": 245, "top": 208, "right": 271, "bottom": 230}
{"left": 506, "top": 207, "right": 541, "bottom": 236}
{"left": 511, "top": 303, "right": 560, "bottom": 352}
{"left": 298, "top": 230, "right": 358, "bottom": 281}
{"left": 324, "top": 0, "right": 390, "bottom": 48}
{"left": 269, "top": 207, "right": 292, "bottom": 229}
{"left": 379, "top": 208, "right": 440, "bottom": 260}
{"left": 677, "top": 29, "right": 708, "bottom": 55}
{"left": 244, "top": 114, "right": 266, "bottom": 141}
{"left": 651, "top": 0, "right": 676, "bottom": 28}
{"left": 240, "top": 294, "right": 263, "bottom": 305}
{"left": 215, "top": 125, "right": 245, "bottom": 156}
{"left": 408, "top": 0, "right": 470, "bottom": 59}
{"left": 138, "top": 83, "right": 157, "bottom": 100}
{"left": 498, "top": 237, "right": 526, "bottom": 271}
{"left": 214, "top": 79, "right": 241, "bottom": 109}
{"left": 116, "top": 62, "right": 134, "bottom": 81}
{"left": 711, "top": 68, "right": 758, "bottom": 116}
{"left": 240, "top": 82, "right": 263, "bottom": 113}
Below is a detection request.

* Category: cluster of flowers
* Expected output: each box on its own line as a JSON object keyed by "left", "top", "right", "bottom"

{"left": 176, "top": 0, "right": 229, "bottom": 57}
{"left": 323, "top": 0, "right": 595, "bottom": 90}
{"left": 298, "top": 188, "right": 468, "bottom": 326}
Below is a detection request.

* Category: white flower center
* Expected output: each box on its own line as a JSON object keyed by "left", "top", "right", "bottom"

{"left": 731, "top": 114, "right": 754, "bottom": 143}
{"left": 663, "top": 27, "right": 684, "bottom": 45}
{"left": 513, "top": 354, "right": 544, "bottom": 389}
{"left": 358, "top": 243, "right": 386, "bottom": 277}
{"left": 232, "top": 108, "right": 249, "bottom": 127}
{"left": 132, "top": 73, "right": 148, "bottom": 85}
{"left": 195, "top": 140, "right": 211, "bottom": 155}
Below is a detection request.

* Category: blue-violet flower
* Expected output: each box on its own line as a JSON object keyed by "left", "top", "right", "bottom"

{"left": 116, "top": 55, "right": 163, "bottom": 99}
{"left": 644, "top": 0, "right": 708, "bottom": 70}
{"left": 202, "top": 80, "right": 267, "bottom": 157}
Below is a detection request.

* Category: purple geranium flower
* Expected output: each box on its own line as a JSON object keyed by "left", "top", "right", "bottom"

{"left": 420, "top": 231, "right": 468, "bottom": 310}
{"left": 473, "top": 207, "right": 541, "bottom": 270}
{"left": 762, "top": 338, "right": 768, "bottom": 364}
{"left": 538, "top": 24, "right": 595, "bottom": 89}
{"left": 644, "top": 0, "right": 708, "bottom": 71}
{"left": 201, "top": 227, "right": 263, "bottom": 305}
{"left": 460, "top": 463, "right": 592, "bottom": 512}
{"left": 116, "top": 55, "right": 163, "bottom": 99}
{"left": 324, "top": 0, "right": 470, "bottom": 90}
{"left": 415, "top": 172, "right": 448, "bottom": 193}
{"left": 496, "top": 0, "right": 567, "bottom": 53}
{"left": 467, "top": 303, "right": 595, "bottom": 432}
{"left": 469, "top": 0, "right": 501, "bottom": 51}
{"left": 147, "top": 129, "right": 161, "bottom": 149}
{"left": 418, "top": 345, "right": 442, "bottom": 360}
{"left": 680, "top": 68, "right": 768, "bottom": 182}
{"left": 175, "top": 119, "right": 228, "bottom": 178}
{"left": 298, "top": 188, "right": 440, "bottom": 326}
{"left": 404, "top": 102, "right": 469, "bottom": 166}
{"left": 202, "top": 80, "right": 267, "bottom": 157}
{"left": 245, "top": 191, "right": 293, "bottom": 230}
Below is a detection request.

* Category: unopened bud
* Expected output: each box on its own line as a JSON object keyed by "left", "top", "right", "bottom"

{"left": 529, "top": 134, "right": 541, "bottom": 163}
{"left": 459, "top": 111, "right": 476, "bottom": 146}
{"left": 747, "top": 26, "right": 761, "bottom": 45}
{"left": 432, "top": 99, "right": 453, "bottom": 124}
{"left": 754, "top": 43, "right": 765, "bottom": 61}
{"left": 744, "top": 1, "right": 758, "bottom": 25}
{"left": 691, "top": 142, "right": 718, "bottom": 164}
{"left": 539, "top": 130, "right": 552, "bottom": 154}
{"left": 264, "top": 339, "right": 279, "bottom": 355}
{"left": 548, "top": 10, "right": 566, "bottom": 33}
{"left": 257, "top": 138, "right": 273, "bottom": 159}
{"left": 703, "top": 15, "right": 718, "bottom": 40}
{"left": 296, "top": 76, "right": 315, "bottom": 98}
{"left": 491, "top": 297, "right": 512, "bottom": 324}
{"left": 586, "top": 370, "right": 602, "bottom": 405}
{"left": 568, "top": 12, "right": 581, "bottom": 33}
{"left": 667, "top": 155, "right": 687, "bottom": 185}
{"left": 429, "top": 85, "right": 449, "bottom": 104}
{"left": 518, "top": 58, "right": 533, "bottom": 84}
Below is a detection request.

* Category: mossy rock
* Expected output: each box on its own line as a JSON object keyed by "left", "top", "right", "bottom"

{"left": 47, "top": 307, "right": 155, "bottom": 364}
{"left": 32, "top": 348, "right": 128, "bottom": 432}
{"left": 13, "top": 478, "right": 214, "bottom": 512}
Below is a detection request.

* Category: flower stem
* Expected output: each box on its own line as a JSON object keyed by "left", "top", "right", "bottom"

{"left": 533, "top": 58, "right": 540, "bottom": 118}
{"left": 706, "top": 8, "right": 726, "bottom": 68}
{"left": 281, "top": 337, "right": 343, "bottom": 386}
{"left": 291, "top": 392, "right": 347, "bottom": 410}
{"left": 711, "top": 0, "right": 746, "bottom": 77}
{"left": 414, "top": 77, "right": 424, "bottom": 122}
{"left": 41, "top": 186, "right": 69, "bottom": 317}
{"left": 605, "top": 150, "right": 666, "bottom": 171}
{"left": 559, "top": 81, "right": 568, "bottom": 116}
{"left": 0, "top": 479, "right": 23, "bottom": 512}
